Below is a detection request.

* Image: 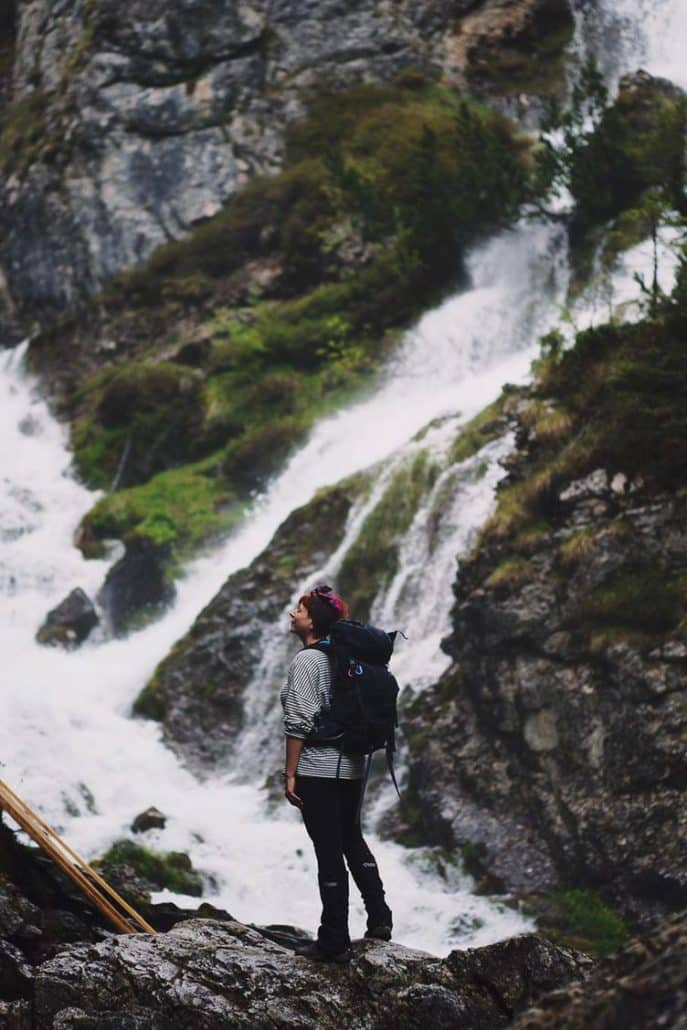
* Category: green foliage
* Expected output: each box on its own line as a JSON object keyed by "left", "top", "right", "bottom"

{"left": 579, "top": 566, "right": 685, "bottom": 634}
{"left": 448, "top": 399, "right": 505, "bottom": 465}
{"left": 538, "top": 61, "right": 686, "bottom": 232}
{"left": 81, "top": 459, "right": 238, "bottom": 565}
{"left": 0, "top": 91, "right": 53, "bottom": 174}
{"left": 534, "top": 889, "right": 631, "bottom": 956}
{"left": 113, "top": 81, "right": 528, "bottom": 314}
{"left": 535, "top": 56, "right": 609, "bottom": 201}
{"left": 337, "top": 451, "right": 440, "bottom": 620}
{"left": 72, "top": 362, "right": 205, "bottom": 489}
{"left": 94, "top": 840, "right": 203, "bottom": 896}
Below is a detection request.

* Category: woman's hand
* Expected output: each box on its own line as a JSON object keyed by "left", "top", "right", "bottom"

{"left": 284, "top": 774, "right": 302, "bottom": 808}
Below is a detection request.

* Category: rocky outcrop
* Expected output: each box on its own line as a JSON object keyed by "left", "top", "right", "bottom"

{"left": 0, "top": 814, "right": 592, "bottom": 1029}
{"left": 513, "top": 908, "right": 687, "bottom": 1029}
{"left": 30, "top": 919, "right": 588, "bottom": 1029}
{"left": 133, "top": 475, "right": 366, "bottom": 769}
{"left": 0, "top": 0, "right": 572, "bottom": 325}
{"left": 403, "top": 391, "right": 687, "bottom": 922}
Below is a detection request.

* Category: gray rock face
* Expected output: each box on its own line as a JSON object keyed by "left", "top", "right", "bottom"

{"left": 0, "top": 0, "right": 571, "bottom": 322}
{"left": 404, "top": 408, "right": 687, "bottom": 920}
{"left": 31, "top": 918, "right": 588, "bottom": 1029}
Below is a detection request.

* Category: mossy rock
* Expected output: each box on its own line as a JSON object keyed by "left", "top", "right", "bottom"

{"left": 73, "top": 361, "right": 205, "bottom": 489}
{"left": 526, "top": 888, "right": 630, "bottom": 956}
{"left": 80, "top": 457, "right": 238, "bottom": 563}
{"left": 576, "top": 565, "right": 686, "bottom": 637}
{"left": 484, "top": 264, "right": 687, "bottom": 548}
{"left": 94, "top": 840, "right": 203, "bottom": 898}
{"left": 338, "top": 450, "right": 440, "bottom": 620}
{"left": 570, "top": 73, "right": 686, "bottom": 231}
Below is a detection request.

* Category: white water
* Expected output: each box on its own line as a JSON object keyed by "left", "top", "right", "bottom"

{"left": 572, "top": 0, "right": 687, "bottom": 91}
{"left": 1, "top": 0, "right": 684, "bottom": 956}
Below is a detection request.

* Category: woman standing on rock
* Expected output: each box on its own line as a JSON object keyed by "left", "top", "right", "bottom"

{"left": 281, "top": 584, "right": 393, "bottom": 963}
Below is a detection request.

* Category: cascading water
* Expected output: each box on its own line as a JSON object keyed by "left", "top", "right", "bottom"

{"left": 1, "top": 0, "right": 684, "bottom": 956}
{"left": 572, "top": 0, "right": 687, "bottom": 91}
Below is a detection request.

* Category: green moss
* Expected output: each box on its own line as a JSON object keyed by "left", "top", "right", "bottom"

{"left": 72, "top": 361, "right": 205, "bottom": 489}
{"left": 529, "top": 888, "right": 630, "bottom": 956}
{"left": 0, "top": 90, "right": 53, "bottom": 174}
{"left": 94, "top": 840, "right": 203, "bottom": 896}
{"left": 80, "top": 458, "right": 240, "bottom": 569}
{"left": 338, "top": 451, "right": 440, "bottom": 620}
{"left": 578, "top": 566, "right": 685, "bottom": 635}
{"left": 448, "top": 400, "right": 505, "bottom": 465}
{"left": 485, "top": 557, "right": 535, "bottom": 593}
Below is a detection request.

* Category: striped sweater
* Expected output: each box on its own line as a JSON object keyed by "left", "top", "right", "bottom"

{"left": 280, "top": 648, "right": 365, "bottom": 779}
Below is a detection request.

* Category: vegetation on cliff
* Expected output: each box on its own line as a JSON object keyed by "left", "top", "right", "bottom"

{"left": 52, "top": 77, "right": 531, "bottom": 605}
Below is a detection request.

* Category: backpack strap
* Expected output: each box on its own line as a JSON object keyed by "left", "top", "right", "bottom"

{"left": 354, "top": 753, "right": 374, "bottom": 825}
{"left": 386, "top": 746, "right": 401, "bottom": 801}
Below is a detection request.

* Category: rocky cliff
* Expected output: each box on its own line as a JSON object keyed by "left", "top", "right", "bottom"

{"left": 403, "top": 270, "right": 687, "bottom": 927}
{"left": 0, "top": 0, "right": 572, "bottom": 334}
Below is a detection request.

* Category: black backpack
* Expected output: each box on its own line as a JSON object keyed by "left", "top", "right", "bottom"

{"left": 305, "top": 619, "right": 401, "bottom": 803}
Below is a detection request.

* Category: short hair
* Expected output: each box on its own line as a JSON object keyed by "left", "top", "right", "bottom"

{"left": 300, "top": 584, "right": 349, "bottom": 637}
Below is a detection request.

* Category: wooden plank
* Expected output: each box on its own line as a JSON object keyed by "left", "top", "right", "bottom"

{"left": 0, "top": 778, "right": 156, "bottom": 935}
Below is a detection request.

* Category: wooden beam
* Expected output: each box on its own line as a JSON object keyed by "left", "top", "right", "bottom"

{"left": 0, "top": 778, "right": 156, "bottom": 935}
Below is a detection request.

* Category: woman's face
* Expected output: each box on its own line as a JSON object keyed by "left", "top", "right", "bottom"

{"left": 289, "top": 601, "right": 314, "bottom": 639}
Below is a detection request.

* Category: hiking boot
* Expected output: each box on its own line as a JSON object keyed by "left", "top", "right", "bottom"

{"left": 296, "top": 941, "right": 352, "bottom": 964}
{"left": 364, "top": 925, "right": 392, "bottom": 941}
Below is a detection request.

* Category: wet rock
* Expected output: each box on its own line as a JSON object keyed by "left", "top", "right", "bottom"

{"left": 0, "top": 1000, "right": 32, "bottom": 1029}
{"left": 94, "top": 840, "right": 204, "bottom": 903}
{"left": 404, "top": 387, "right": 687, "bottom": 924}
{"left": 31, "top": 919, "right": 588, "bottom": 1029}
{"left": 131, "top": 808, "right": 166, "bottom": 835}
{"left": 513, "top": 909, "right": 687, "bottom": 1030}
{"left": 97, "top": 537, "right": 175, "bottom": 637}
{"left": 35, "top": 588, "right": 99, "bottom": 648}
{"left": 0, "top": 937, "right": 34, "bottom": 999}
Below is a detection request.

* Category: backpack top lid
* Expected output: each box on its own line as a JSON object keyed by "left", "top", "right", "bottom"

{"left": 326, "top": 619, "right": 396, "bottom": 665}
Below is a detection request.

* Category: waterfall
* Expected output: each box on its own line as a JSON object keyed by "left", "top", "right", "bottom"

{"left": 571, "top": 0, "right": 687, "bottom": 91}
{"left": 1, "top": 0, "right": 684, "bottom": 956}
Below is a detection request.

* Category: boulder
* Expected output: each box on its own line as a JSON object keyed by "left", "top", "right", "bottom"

{"left": 35, "top": 588, "right": 99, "bottom": 648}
{"left": 514, "top": 909, "right": 687, "bottom": 1029}
{"left": 131, "top": 808, "right": 166, "bottom": 835}
{"left": 97, "top": 537, "right": 175, "bottom": 637}
{"left": 31, "top": 919, "right": 588, "bottom": 1029}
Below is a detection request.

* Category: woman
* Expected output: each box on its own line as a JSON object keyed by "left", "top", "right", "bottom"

{"left": 281, "top": 584, "right": 393, "bottom": 963}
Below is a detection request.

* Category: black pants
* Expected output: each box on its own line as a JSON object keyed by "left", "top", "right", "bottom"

{"left": 297, "top": 775, "right": 392, "bottom": 955}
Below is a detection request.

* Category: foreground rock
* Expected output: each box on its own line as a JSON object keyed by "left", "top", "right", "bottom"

{"left": 514, "top": 909, "right": 687, "bottom": 1029}
{"left": 31, "top": 919, "right": 587, "bottom": 1030}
